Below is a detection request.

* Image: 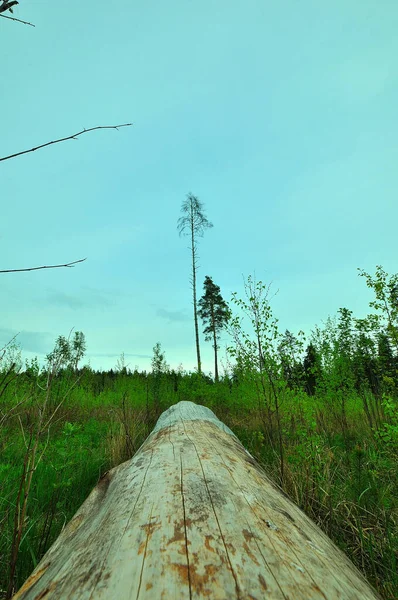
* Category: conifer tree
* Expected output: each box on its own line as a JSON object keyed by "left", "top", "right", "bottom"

{"left": 198, "top": 276, "right": 229, "bottom": 381}
{"left": 277, "top": 329, "right": 304, "bottom": 390}
{"left": 151, "top": 342, "right": 169, "bottom": 412}
{"left": 177, "top": 194, "right": 213, "bottom": 373}
{"left": 303, "top": 343, "right": 318, "bottom": 395}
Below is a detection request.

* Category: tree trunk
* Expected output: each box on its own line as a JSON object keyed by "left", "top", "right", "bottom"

{"left": 211, "top": 307, "right": 219, "bottom": 381}
{"left": 13, "top": 402, "right": 381, "bottom": 600}
{"left": 191, "top": 222, "right": 201, "bottom": 373}
{"left": 213, "top": 331, "right": 219, "bottom": 382}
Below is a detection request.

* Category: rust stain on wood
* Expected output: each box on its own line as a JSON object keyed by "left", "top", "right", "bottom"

{"left": 258, "top": 573, "right": 268, "bottom": 591}
{"left": 168, "top": 520, "right": 186, "bottom": 544}
{"left": 172, "top": 560, "right": 218, "bottom": 597}
{"left": 33, "top": 581, "right": 57, "bottom": 600}
{"left": 189, "top": 563, "right": 219, "bottom": 596}
{"left": 204, "top": 534, "right": 215, "bottom": 553}
{"left": 242, "top": 528, "right": 257, "bottom": 543}
{"left": 242, "top": 542, "right": 261, "bottom": 566}
{"left": 11, "top": 563, "right": 51, "bottom": 599}
{"left": 171, "top": 562, "right": 190, "bottom": 583}
{"left": 137, "top": 540, "right": 146, "bottom": 555}
{"left": 140, "top": 518, "right": 160, "bottom": 539}
{"left": 12, "top": 401, "right": 382, "bottom": 600}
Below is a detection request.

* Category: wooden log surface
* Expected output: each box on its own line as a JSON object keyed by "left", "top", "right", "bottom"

{"left": 13, "top": 401, "right": 381, "bottom": 599}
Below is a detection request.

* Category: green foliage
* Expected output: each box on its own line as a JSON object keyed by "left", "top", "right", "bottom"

{"left": 227, "top": 275, "right": 280, "bottom": 372}
{"left": 46, "top": 331, "right": 87, "bottom": 373}
{"left": 358, "top": 265, "right": 398, "bottom": 353}
{"left": 2, "top": 265, "right": 398, "bottom": 599}
{"left": 198, "top": 275, "right": 229, "bottom": 381}
{"left": 303, "top": 343, "right": 320, "bottom": 395}
{"left": 277, "top": 329, "right": 305, "bottom": 390}
{"left": 150, "top": 342, "right": 169, "bottom": 414}
{"left": 115, "top": 351, "right": 128, "bottom": 374}
{"left": 374, "top": 396, "right": 398, "bottom": 449}
{"left": 151, "top": 342, "right": 168, "bottom": 374}
{"left": 222, "top": 267, "right": 398, "bottom": 597}
{"left": 0, "top": 338, "right": 23, "bottom": 374}
{"left": 198, "top": 276, "right": 229, "bottom": 344}
{"left": 1, "top": 357, "right": 397, "bottom": 599}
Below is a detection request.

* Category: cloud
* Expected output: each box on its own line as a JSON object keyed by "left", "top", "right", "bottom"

{"left": 156, "top": 308, "right": 191, "bottom": 323}
{"left": 45, "top": 287, "right": 113, "bottom": 310}
{"left": 88, "top": 352, "right": 152, "bottom": 366}
{"left": 46, "top": 291, "right": 86, "bottom": 310}
{"left": 88, "top": 352, "right": 152, "bottom": 359}
{"left": 0, "top": 328, "right": 54, "bottom": 354}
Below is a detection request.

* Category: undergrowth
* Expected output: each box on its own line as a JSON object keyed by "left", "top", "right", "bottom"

{"left": 0, "top": 370, "right": 397, "bottom": 599}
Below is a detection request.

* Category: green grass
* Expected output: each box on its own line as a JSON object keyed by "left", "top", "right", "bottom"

{"left": 0, "top": 370, "right": 397, "bottom": 599}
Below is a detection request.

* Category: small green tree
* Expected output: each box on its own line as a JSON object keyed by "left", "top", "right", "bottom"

{"left": 198, "top": 276, "right": 229, "bottom": 381}
{"left": 277, "top": 329, "right": 305, "bottom": 390}
{"left": 46, "top": 331, "right": 86, "bottom": 374}
{"left": 358, "top": 265, "right": 398, "bottom": 354}
{"left": 0, "top": 337, "right": 23, "bottom": 374}
{"left": 151, "top": 342, "right": 169, "bottom": 374}
{"left": 46, "top": 335, "right": 72, "bottom": 372}
{"left": 303, "top": 343, "right": 319, "bottom": 395}
{"left": 227, "top": 275, "right": 285, "bottom": 484}
{"left": 352, "top": 317, "right": 379, "bottom": 396}
{"left": 115, "top": 352, "right": 128, "bottom": 375}
{"left": 71, "top": 331, "right": 86, "bottom": 371}
{"left": 151, "top": 342, "right": 169, "bottom": 413}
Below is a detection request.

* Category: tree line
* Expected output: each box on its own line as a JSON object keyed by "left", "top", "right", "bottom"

{"left": 176, "top": 191, "right": 397, "bottom": 412}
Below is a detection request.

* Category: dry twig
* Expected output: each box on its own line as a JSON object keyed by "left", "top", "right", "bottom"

{"left": 0, "top": 0, "right": 18, "bottom": 14}
{"left": 0, "top": 257, "right": 87, "bottom": 274}
{"left": 0, "top": 123, "right": 133, "bottom": 162}
{"left": 0, "top": 13, "right": 35, "bottom": 26}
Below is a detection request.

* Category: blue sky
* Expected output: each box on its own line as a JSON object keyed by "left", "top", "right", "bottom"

{"left": 1, "top": 0, "right": 397, "bottom": 374}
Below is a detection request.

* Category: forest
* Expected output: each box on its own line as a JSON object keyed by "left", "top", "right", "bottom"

{"left": 2, "top": 2, "right": 398, "bottom": 598}
{"left": 0, "top": 264, "right": 397, "bottom": 599}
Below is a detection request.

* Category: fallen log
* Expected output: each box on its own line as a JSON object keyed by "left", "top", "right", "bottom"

{"left": 13, "top": 401, "right": 381, "bottom": 599}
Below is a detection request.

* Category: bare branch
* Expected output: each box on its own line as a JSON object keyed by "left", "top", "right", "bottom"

{"left": 0, "top": 123, "right": 133, "bottom": 163}
{"left": 0, "top": 258, "right": 87, "bottom": 274}
{"left": 0, "top": 13, "right": 35, "bottom": 26}
{"left": 0, "top": 333, "right": 20, "bottom": 354}
{"left": 0, "top": 0, "right": 18, "bottom": 14}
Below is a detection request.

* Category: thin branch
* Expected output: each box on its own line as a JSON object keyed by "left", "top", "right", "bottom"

{"left": 0, "top": 13, "right": 35, "bottom": 26}
{"left": 0, "top": 333, "right": 20, "bottom": 354}
{"left": 0, "top": 398, "right": 26, "bottom": 428}
{"left": 0, "top": 0, "right": 18, "bottom": 14}
{"left": 0, "top": 123, "right": 133, "bottom": 163}
{"left": 0, "top": 258, "right": 87, "bottom": 274}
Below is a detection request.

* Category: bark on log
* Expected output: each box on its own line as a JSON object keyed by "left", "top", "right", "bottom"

{"left": 13, "top": 401, "right": 381, "bottom": 599}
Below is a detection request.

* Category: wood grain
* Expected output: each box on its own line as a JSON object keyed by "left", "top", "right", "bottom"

{"left": 13, "top": 401, "right": 381, "bottom": 599}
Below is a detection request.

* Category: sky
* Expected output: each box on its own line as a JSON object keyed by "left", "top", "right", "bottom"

{"left": 1, "top": 0, "right": 397, "bottom": 375}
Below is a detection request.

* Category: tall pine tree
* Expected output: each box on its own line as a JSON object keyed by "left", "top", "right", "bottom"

{"left": 177, "top": 194, "right": 213, "bottom": 373}
{"left": 198, "top": 276, "right": 229, "bottom": 381}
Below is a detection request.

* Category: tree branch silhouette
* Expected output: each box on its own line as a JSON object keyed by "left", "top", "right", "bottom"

{"left": 1, "top": 123, "right": 132, "bottom": 274}
{"left": 0, "top": 13, "right": 34, "bottom": 26}
{"left": 0, "top": 0, "right": 35, "bottom": 26}
{"left": 0, "top": 123, "right": 132, "bottom": 162}
{"left": 0, "top": 0, "right": 18, "bottom": 14}
{"left": 0, "top": 258, "right": 87, "bottom": 274}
